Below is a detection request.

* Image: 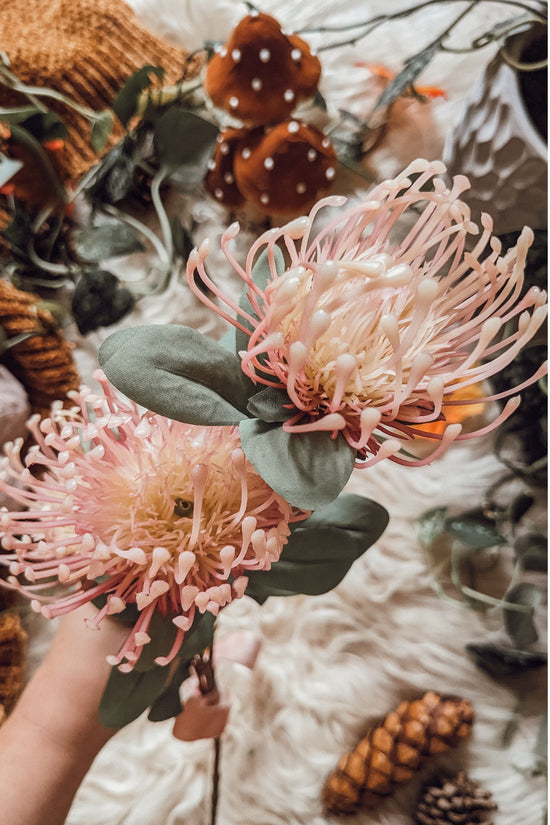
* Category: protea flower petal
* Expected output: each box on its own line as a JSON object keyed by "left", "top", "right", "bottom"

{"left": 187, "top": 159, "right": 547, "bottom": 468}
{"left": 0, "top": 371, "right": 306, "bottom": 670}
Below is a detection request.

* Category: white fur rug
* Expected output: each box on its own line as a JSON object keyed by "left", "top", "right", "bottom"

{"left": 22, "top": 1, "right": 546, "bottom": 823}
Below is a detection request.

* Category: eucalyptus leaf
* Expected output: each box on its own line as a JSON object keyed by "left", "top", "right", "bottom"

{"left": 154, "top": 109, "right": 218, "bottom": 189}
{"left": 246, "top": 494, "right": 388, "bottom": 604}
{"left": 514, "top": 533, "right": 548, "bottom": 572}
{"left": 0, "top": 157, "right": 23, "bottom": 188}
{"left": 239, "top": 418, "right": 356, "bottom": 510}
{"left": 503, "top": 583, "right": 541, "bottom": 648}
{"left": 132, "top": 610, "right": 179, "bottom": 672}
{"left": 247, "top": 387, "right": 294, "bottom": 422}
{"left": 444, "top": 509, "right": 505, "bottom": 549}
{"left": 74, "top": 222, "right": 144, "bottom": 262}
{"left": 0, "top": 106, "right": 41, "bottom": 124}
{"left": 91, "top": 110, "right": 114, "bottom": 153}
{"left": 113, "top": 65, "right": 165, "bottom": 128}
{"left": 416, "top": 506, "right": 448, "bottom": 546}
{"left": 465, "top": 642, "right": 547, "bottom": 679}
{"left": 99, "top": 325, "right": 256, "bottom": 425}
{"left": 147, "top": 677, "right": 187, "bottom": 722}
{"left": 99, "top": 665, "right": 169, "bottom": 728}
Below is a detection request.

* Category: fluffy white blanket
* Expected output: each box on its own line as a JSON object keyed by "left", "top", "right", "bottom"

{"left": 24, "top": 1, "right": 546, "bottom": 823}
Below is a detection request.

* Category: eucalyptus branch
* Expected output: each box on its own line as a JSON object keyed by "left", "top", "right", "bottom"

{"left": 102, "top": 204, "right": 170, "bottom": 265}
{"left": 0, "top": 63, "right": 105, "bottom": 124}
{"left": 135, "top": 78, "right": 203, "bottom": 116}
{"left": 27, "top": 240, "right": 74, "bottom": 275}
{"left": 300, "top": 0, "right": 546, "bottom": 52}
{"left": 150, "top": 169, "right": 174, "bottom": 263}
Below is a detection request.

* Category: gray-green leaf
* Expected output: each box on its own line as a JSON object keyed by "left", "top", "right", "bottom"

{"left": 154, "top": 109, "right": 218, "bottom": 189}
{"left": 503, "top": 583, "right": 542, "bottom": 648}
{"left": 91, "top": 110, "right": 114, "bottom": 153}
{"left": 99, "top": 325, "right": 256, "bottom": 425}
{"left": 113, "top": 65, "right": 165, "bottom": 128}
{"left": 99, "top": 665, "right": 169, "bottom": 728}
{"left": 247, "top": 387, "right": 294, "bottom": 422}
{"left": 73, "top": 221, "right": 144, "bottom": 262}
{"left": 444, "top": 509, "right": 505, "bottom": 549}
{"left": 239, "top": 418, "right": 356, "bottom": 510}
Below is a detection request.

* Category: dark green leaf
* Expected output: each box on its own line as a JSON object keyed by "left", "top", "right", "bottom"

{"left": 416, "top": 506, "right": 448, "bottom": 546}
{"left": 0, "top": 157, "right": 23, "bottom": 188}
{"left": 313, "top": 89, "right": 328, "bottom": 112}
{"left": 147, "top": 676, "right": 187, "bottom": 722}
{"left": 300, "top": 493, "right": 389, "bottom": 540}
{"left": 503, "top": 583, "right": 541, "bottom": 648}
{"left": 91, "top": 110, "right": 114, "bottom": 153}
{"left": 19, "top": 111, "right": 69, "bottom": 143}
{"left": 374, "top": 43, "right": 439, "bottom": 110}
{"left": 73, "top": 222, "right": 144, "bottom": 262}
{"left": 444, "top": 509, "right": 505, "bottom": 549}
{"left": 71, "top": 270, "right": 135, "bottom": 335}
{"left": 514, "top": 533, "right": 548, "bottom": 572}
{"left": 85, "top": 140, "right": 138, "bottom": 205}
{"left": 2, "top": 206, "right": 33, "bottom": 252}
{"left": 465, "top": 642, "right": 547, "bottom": 679}
{"left": 132, "top": 611, "right": 179, "bottom": 672}
{"left": 99, "top": 325, "right": 255, "bottom": 424}
{"left": 239, "top": 418, "right": 356, "bottom": 510}
{"left": 154, "top": 109, "right": 218, "bottom": 189}
{"left": 235, "top": 245, "right": 284, "bottom": 355}
{"left": 247, "top": 387, "right": 294, "bottom": 422}
{"left": 99, "top": 665, "right": 169, "bottom": 728}
{"left": 113, "top": 65, "right": 165, "bottom": 128}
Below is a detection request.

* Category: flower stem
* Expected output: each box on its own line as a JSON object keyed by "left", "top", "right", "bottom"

{"left": 210, "top": 737, "right": 221, "bottom": 825}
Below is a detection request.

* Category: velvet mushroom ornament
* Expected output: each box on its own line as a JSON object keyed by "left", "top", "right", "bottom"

{"left": 204, "top": 12, "right": 321, "bottom": 125}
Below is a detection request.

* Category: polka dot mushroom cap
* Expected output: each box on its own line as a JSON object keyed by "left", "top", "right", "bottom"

{"left": 204, "top": 11, "right": 321, "bottom": 125}
{"left": 205, "top": 120, "right": 338, "bottom": 215}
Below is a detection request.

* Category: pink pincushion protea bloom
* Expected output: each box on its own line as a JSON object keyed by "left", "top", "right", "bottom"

{"left": 0, "top": 372, "right": 305, "bottom": 671}
{"left": 187, "top": 158, "right": 548, "bottom": 468}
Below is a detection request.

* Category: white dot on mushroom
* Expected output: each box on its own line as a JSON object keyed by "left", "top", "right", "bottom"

{"left": 296, "top": 182, "right": 306, "bottom": 194}
{"left": 214, "top": 188, "right": 223, "bottom": 199}
{"left": 260, "top": 194, "right": 270, "bottom": 204}
{"left": 291, "top": 49, "right": 301, "bottom": 61}
{"left": 224, "top": 173, "right": 234, "bottom": 184}
{"left": 264, "top": 157, "right": 274, "bottom": 170}
{"left": 307, "top": 149, "right": 317, "bottom": 162}
{"left": 231, "top": 49, "right": 241, "bottom": 62}
{"left": 229, "top": 96, "right": 239, "bottom": 108}
{"left": 284, "top": 89, "right": 295, "bottom": 102}
{"left": 252, "top": 78, "right": 263, "bottom": 91}
{"left": 288, "top": 121, "right": 300, "bottom": 134}
{"left": 220, "top": 143, "right": 229, "bottom": 155}
{"left": 259, "top": 48, "right": 271, "bottom": 63}
{"left": 242, "top": 148, "right": 251, "bottom": 159}
{"left": 325, "top": 167, "right": 336, "bottom": 180}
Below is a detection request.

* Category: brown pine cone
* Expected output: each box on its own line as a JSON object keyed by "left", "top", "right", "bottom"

{"left": 0, "top": 279, "right": 80, "bottom": 417}
{"left": 323, "top": 692, "right": 474, "bottom": 815}
{"left": 415, "top": 771, "right": 497, "bottom": 825}
{"left": 0, "top": 612, "right": 27, "bottom": 722}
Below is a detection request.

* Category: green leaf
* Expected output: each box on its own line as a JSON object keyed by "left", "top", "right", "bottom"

{"left": 235, "top": 245, "right": 285, "bottom": 355}
{"left": 99, "top": 324, "right": 256, "bottom": 425}
{"left": 238, "top": 419, "right": 356, "bottom": 510}
{"left": 246, "top": 494, "right": 388, "bottom": 604}
{"left": 444, "top": 508, "right": 505, "bottom": 549}
{"left": 147, "top": 675, "right": 187, "bottom": 722}
{"left": 514, "top": 533, "right": 548, "bottom": 572}
{"left": 99, "top": 665, "right": 169, "bottom": 728}
{"left": 465, "top": 642, "right": 547, "bottom": 679}
{"left": 73, "top": 222, "right": 145, "bottom": 262}
{"left": 113, "top": 65, "right": 165, "bottom": 128}
{"left": 503, "top": 583, "right": 541, "bottom": 648}
{"left": 0, "top": 157, "right": 23, "bottom": 188}
{"left": 416, "top": 506, "right": 448, "bottom": 546}
{"left": 91, "top": 110, "right": 114, "bottom": 153}
{"left": 154, "top": 109, "right": 218, "bottom": 189}
{"left": 132, "top": 611, "right": 179, "bottom": 672}
{"left": 247, "top": 387, "right": 294, "bottom": 422}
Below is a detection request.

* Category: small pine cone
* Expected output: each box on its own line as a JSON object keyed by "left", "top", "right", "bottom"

{"left": 323, "top": 692, "right": 474, "bottom": 815}
{"left": 0, "top": 279, "right": 79, "bottom": 417}
{"left": 0, "top": 612, "right": 27, "bottom": 721}
{"left": 415, "top": 771, "right": 497, "bottom": 825}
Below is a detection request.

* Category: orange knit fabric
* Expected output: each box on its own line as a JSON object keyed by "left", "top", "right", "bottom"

{"left": 0, "top": 0, "right": 190, "bottom": 181}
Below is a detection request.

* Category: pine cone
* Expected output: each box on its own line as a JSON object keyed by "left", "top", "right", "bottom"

{"left": 0, "top": 612, "right": 27, "bottom": 722}
{"left": 0, "top": 279, "right": 80, "bottom": 417}
{"left": 415, "top": 771, "right": 497, "bottom": 824}
{"left": 323, "top": 692, "right": 474, "bottom": 815}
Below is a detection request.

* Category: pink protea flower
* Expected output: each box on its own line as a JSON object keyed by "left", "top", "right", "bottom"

{"left": 187, "top": 158, "right": 547, "bottom": 468}
{"left": 0, "top": 372, "right": 305, "bottom": 671}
